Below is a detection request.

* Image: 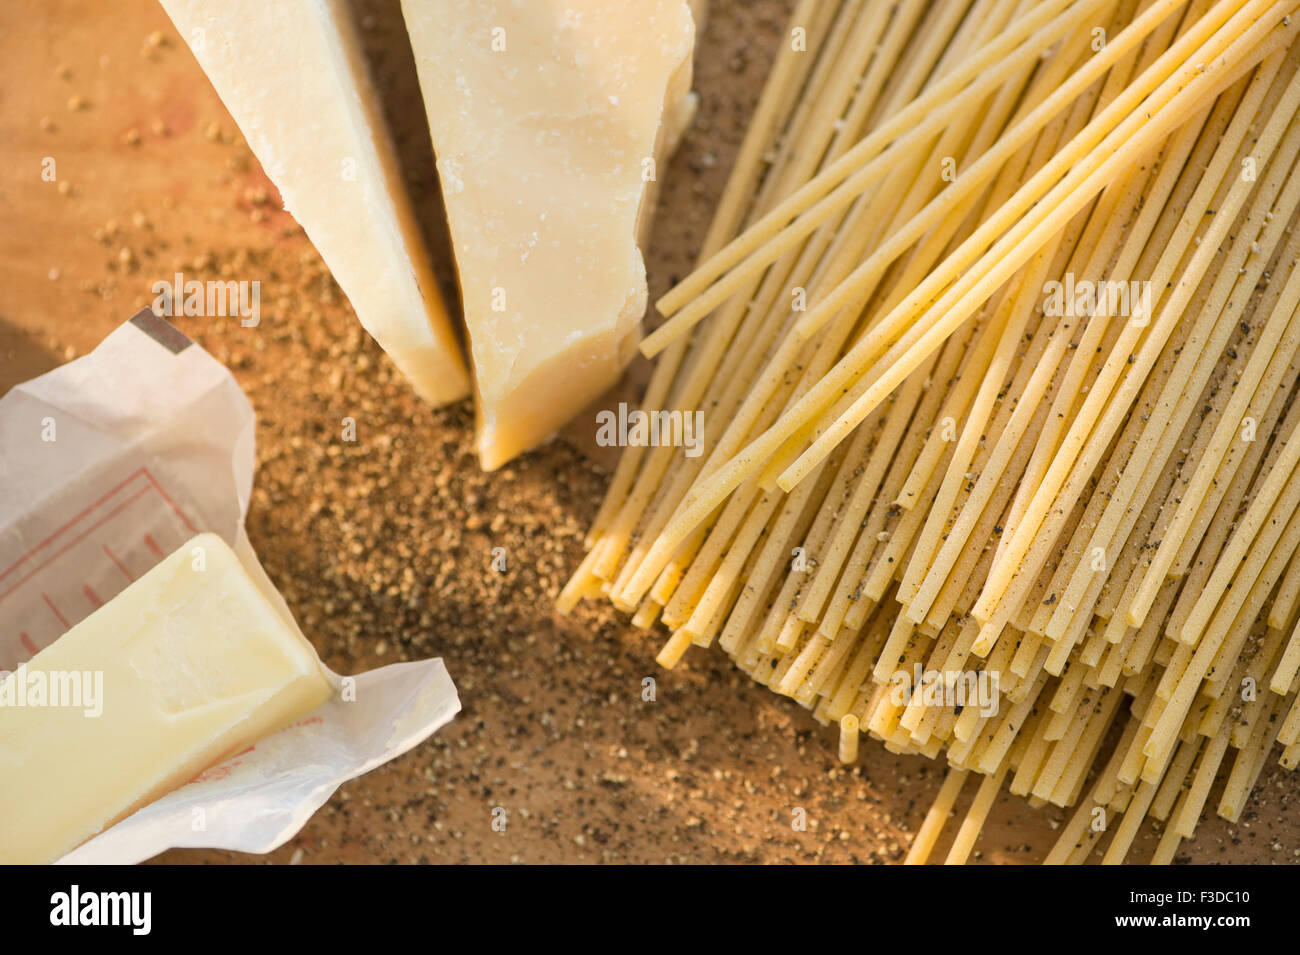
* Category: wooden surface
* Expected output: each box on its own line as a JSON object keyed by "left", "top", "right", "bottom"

{"left": 2, "top": 0, "right": 1297, "bottom": 865}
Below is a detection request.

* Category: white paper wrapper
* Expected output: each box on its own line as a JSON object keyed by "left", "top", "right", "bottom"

{"left": 0, "top": 309, "right": 461, "bottom": 864}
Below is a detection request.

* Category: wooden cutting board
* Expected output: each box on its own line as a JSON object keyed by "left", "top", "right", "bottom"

{"left": 2, "top": 0, "right": 1292, "bottom": 865}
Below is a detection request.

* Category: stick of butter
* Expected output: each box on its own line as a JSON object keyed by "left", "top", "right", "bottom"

{"left": 158, "top": 0, "right": 471, "bottom": 407}
{"left": 0, "top": 533, "right": 332, "bottom": 864}
{"left": 400, "top": 0, "right": 700, "bottom": 469}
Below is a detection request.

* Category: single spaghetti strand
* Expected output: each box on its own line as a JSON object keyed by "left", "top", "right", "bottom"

{"left": 903, "top": 766, "right": 970, "bottom": 865}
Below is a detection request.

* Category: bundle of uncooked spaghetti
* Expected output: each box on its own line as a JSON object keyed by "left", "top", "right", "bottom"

{"left": 560, "top": 0, "right": 1300, "bottom": 864}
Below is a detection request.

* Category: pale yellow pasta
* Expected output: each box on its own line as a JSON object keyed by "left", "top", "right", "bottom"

{"left": 561, "top": 0, "right": 1300, "bottom": 865}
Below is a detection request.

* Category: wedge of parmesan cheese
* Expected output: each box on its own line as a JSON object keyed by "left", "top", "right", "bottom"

{"left": 160, "top": 0, "right": 470, "bottom": 406}
{"left": 401, "top": 0, "right": 699, "bottom": 468}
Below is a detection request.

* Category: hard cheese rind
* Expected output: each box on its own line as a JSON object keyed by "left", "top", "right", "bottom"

{"left": 401, "top": 0, "right": 699, "bottom": 469}
{"left": 0, "top": 533, "right": 332, "bottom": 864}
{"left": 159, "top": 0, "right": 470, "bottom": 406}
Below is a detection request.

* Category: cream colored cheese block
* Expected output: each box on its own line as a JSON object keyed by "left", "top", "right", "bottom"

{"left": 159, "top": 0, "right": 470, "bottom": 406}
{"left": 0, "top": 533, "right": 332, "bottom": 864}
{"left": 401, "top": 0, "right": 699, "bottom": 468}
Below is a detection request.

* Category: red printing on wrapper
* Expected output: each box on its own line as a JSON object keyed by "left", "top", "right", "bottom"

{"left": 0, "top": 467, "right": 197, "bottom": 670}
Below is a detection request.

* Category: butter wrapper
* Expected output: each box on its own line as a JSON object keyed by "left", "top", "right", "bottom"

{"left": 0, "top": 310, "right": 461, "bottom": 864}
